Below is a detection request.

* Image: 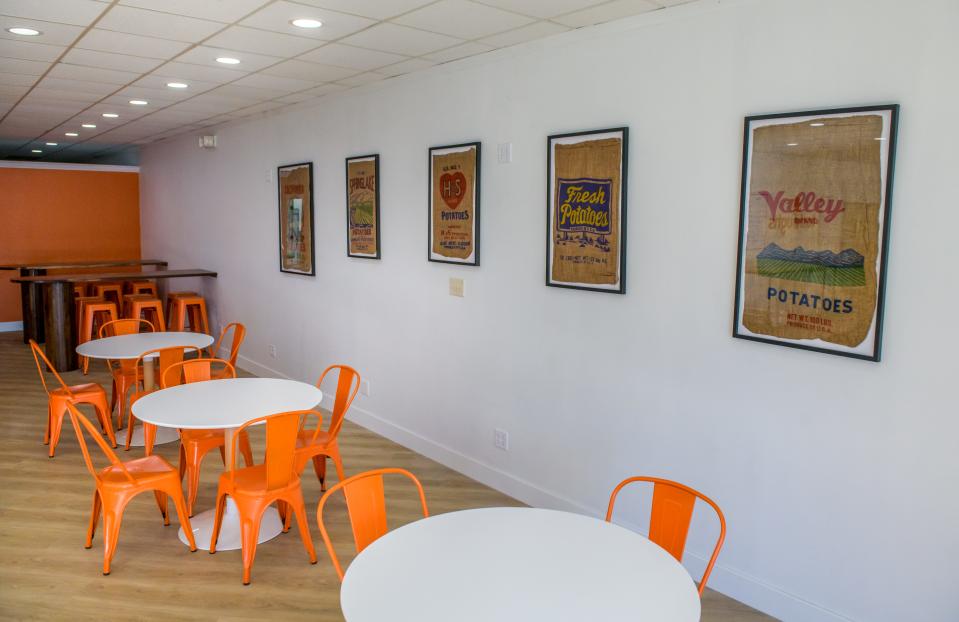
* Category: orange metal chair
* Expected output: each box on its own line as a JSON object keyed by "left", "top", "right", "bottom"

{"left": 171, "top": 295, "right": 209, "bottom": 334}
{"left": 123, "top": 295, "right": 166, "bottom": 332}
{"left": 78, "top": 299, "right": 118, "bottom": 374}
{"left": 295, "top": 365, "right": 360, "bottom": 490}
{"left": 123, "top": 345, "right": 201, "bottom": 452}
{"left": 161, "top": 358, "right": 253, "bottom": 516}
{"left": 605, "top": 476, "right": 726, "bottom": 595}
{"left": 29, "top": 340, "right": 116, "bottom": 457}
{"left": 209, "top": 322, "right": 246, "bottom": 378}
{"left": 65, "top": 402, "right": 196, "bottom": 575}
{"left": 316, "top": 468, "right": 429, "bottom": 581}
{"left": 210, "top": 410, "right": 317, "bottom": 585}
{"left": 99, "top": 318, "right": 155, "bottom": 430}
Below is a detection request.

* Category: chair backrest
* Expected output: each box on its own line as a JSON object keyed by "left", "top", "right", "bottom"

{"left": 305, "top": 365, "right": 360, "bottom": 443}
{"left": 161, "top": 358, "right": 235, "bottom": 388}
{"left": 316, "top": 468, "right": 429, "bottom": 581}
{"left": 99, "top": 318, "right": 155, "bottom": 338}
{"left": 605, "top": 476, "right": 726, "bottom": 595}
{"left": 133, "top": 346, "right": 201, "bottom": 392}
{"left": 65, "top": 402, "right": 135, "bottom": 486}
{"left": 28, "top": 339, "right": 71, "bottom": 397}
{"left": 227, "top": 410, "right": 305, "bottom": 490}
{"left": 214, "top": 322, "right": 246, "bottom": 367}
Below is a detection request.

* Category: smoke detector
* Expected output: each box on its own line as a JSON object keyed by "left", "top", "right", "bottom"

{"left": 198, "top": 135, "right": 217, "bottom": 149}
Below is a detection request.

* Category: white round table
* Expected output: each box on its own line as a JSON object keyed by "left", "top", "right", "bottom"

{"left": 76, "top": 331, "right": 214, "bottom": 446}
{"left": 132, "top": 377, "right": 323, "bottom": 551}
{"left": 340, "top": 507, "right": 701, "bottom": 621}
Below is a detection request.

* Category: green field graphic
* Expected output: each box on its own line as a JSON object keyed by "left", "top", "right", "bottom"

{"left": 757, "top": 258, "right": 865, "bottom": 286}
{"left": 350, "top": 201, "right": 375, "bottom": 226}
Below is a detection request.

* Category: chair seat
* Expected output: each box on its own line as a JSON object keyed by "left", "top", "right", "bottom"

{"left": 54, "top": 383, "right": 106, "bottom": 400}
{"left": 100, "top": 454, "right": 176, "bottom": 485}
{"left": 296, "top": 429, "right": 330, "bottom": 447}
{"left": 219, "top": 465, "right": 301, "bottom": 495}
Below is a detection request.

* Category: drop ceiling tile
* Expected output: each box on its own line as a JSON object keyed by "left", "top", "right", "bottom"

{"left": 148, "top": 107, "right": 217, "bottom": 123}
{"left": 0, "top": 39, "right": 64, "bottom": 62}
{"left": 232, "top": 73, "right": 317, "bottom": 92}
{"left": 275, "top": 91, "right": 316, "bottom": 104}
{"left": 424, "top": 41, "right": 494, "bottom": 63}
{"left": 75, "top": 29, "right": 191, "bottom": 59}
{"left": 231, "top": 100, "right": 288, "bottom": 116}
{"left": 27, "top": 87, "right": 104, "bottom": 103}
{"left": 291, "top": 0, "right": 434, "bottom": 20}
{"left": 239, "top": 2, "right": 375, "bottom": 40}
{"left": 152, "top": 61, "right": 248, "bottom": 84}
{"left": 112, "top": 85, "right": 182, "bottom": 105}
{"left": 174, "top": 46, "right": 282, "bottom": 73}
{"left": 298, "top": 43, "right": 406, "bottom": 71}
{"left": 262, "top": 59, "right": 355, "bottom": 82}
{"left": 0, "top": 17, "right": 84, "bottom": 46}
{"left": 340, "top": 23, "right": 462, "bottom": 57}
{"left": 553, "top": 0, "right": 662, "bottom": 27}
{"left": 132, "top": 74, "right": 220, "bottom": 93}
{"left": 0, "top": 0, "right": 108, "bottom": 26}
{"left": 0, "top": 84, "right": 29, "bottom": 98}
{"left": 61, "top": 48, "right": 164, "bottom": 73}
{"left": 336, "top": 72, "right": 387, "bottom": 88}
{"left": 395, "top": 1, "right": 535, "bottom": 40}
{"left": 95, "top": 6, "right": 224, "bottom": 42}
{"left": 164, "top": 96, "right": 246, "bottom": 114}
{"left": 0, "top": 71, "right": 38, "bottom": 86}
{"left": 85, "top": 102, "right": 152, "bottom": 120}
{"left": 377, "top": 58, "right": 435, "bottom": 77}
{"left": 37, "top": 76, "right": 119, "bottom": 98}
{"left": 475, "top": 0, "right": 607, "bottom": 19}
{"left": 0, "top": 57, "right": 50, "bottom": 76}
{"left": 207, "top": 83, "right": 287, "bottom": 102}
{"left": 117, "top": 0, "right": 270, "bottom": 22}
{"left": 47, "top": 63, "right": 139, "bottom": 85}
{"left": 478, "top": 21, "right": 569, "bottom": 47}
{"left": 205, "top": 26, "right": 321, "bottom": 58}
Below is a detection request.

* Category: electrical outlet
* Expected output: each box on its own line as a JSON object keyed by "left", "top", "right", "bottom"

{"left": 268, "top": 344, "right": 277, "bottom": 359}
{"left": 360, "top": 379, "right": 370, "bottom": 397}
{"left": 494, "top": 428, "right": 509, "bottom": 451}
{"left": 497, "top": 142, "right": 512, "bottom": 164}
{"left": 449, "top": 277, "right": 465, "bottom": 297}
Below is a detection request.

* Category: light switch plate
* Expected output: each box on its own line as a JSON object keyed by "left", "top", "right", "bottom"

{"left": 449, "top": 277, "right": 465, "bottom": 297}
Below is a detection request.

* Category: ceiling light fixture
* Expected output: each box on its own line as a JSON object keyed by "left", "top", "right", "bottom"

{"left": 65, "top": 132, "right": 78, "bottom": 137}
{"left": 102, "top": 113, "right": 119, "bottom": 118}
{"left": 167, "top": 82, "right": 188, "bottom": 88}
{"left": 31, "top": 149, "right": 42, "bottom": 153}
{"left": 7, "top": 27, "right": 41, "bottom": 36}
{"left": 129, "top": 99, "right": 148, "bottom": 105}
{"left": 786, "top": 142, "right": 799, "bottom": 147}
{"left": 82, "top": 123, "right": 96, "bottom": 128}
{"left": 291, "top": 18, "right": 323, "bottom": 28}
{"left": 216, "top": 57, "right": 240, "bottom": 65}
{"left": 809, "top": 122, "right": 825, "bottom": 127}
{"left": 45, "top": 142, "right": 58, "bottom": 146}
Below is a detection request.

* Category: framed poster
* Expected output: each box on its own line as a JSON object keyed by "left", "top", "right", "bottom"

{"left": 277, "top": 162, "right": 315, "bottom": 276}
{"left": 547, "top": 127, "right": 628, "bottom": 293}
{"left": 733, "top": 104, "right": 899, "bottom": 361}
{"left": 429, "top": 141, "right": 480, "bottom": 265}
{"left": 346, "top": 154, "right": 380, "bottom": 259}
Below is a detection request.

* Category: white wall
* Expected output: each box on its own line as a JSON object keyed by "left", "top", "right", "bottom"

{"left": 139, "top": 1, "right": 959, "bottom": 620}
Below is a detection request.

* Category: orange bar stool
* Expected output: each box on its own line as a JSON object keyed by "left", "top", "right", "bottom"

{"left": 123, "top": 280, "right": 157, "bottom": 296}
{"left": 172, "top": 295, "right": 210, "bottom": 334}
{"left": 73, "top": 283, "right": 89, "bottom": 297}
{"left": 78, "top": 300, "right": 119, "bottom": 374}
{"left": 165, "top": 292, "right": 198, "bottom": 330}
{"left": 75, "top": 295, "right": 103, "bottom": 334}
{"left": 64, "top": 403, "right": 196, "bottom": 575}
{"left": 92, "top": 282, "right": 124, "bottom": 307}
{"left": 29, "top": 340, "right": 116, "bottom": 457}
{"left": 123, "top": 294, "right": 166, "bottom": 332}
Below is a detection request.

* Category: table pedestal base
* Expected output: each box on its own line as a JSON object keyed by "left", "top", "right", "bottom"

{"left": 125, "top": 424, "right": 180, "bottom": 447}
{"left": 179, "top": 497, "right": 284, "bottom": 551}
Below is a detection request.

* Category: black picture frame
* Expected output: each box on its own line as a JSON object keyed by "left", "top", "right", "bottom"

{"left": 277, "top": 161, "right": 315, "bottom": 276}
{"left": 428, "top": 141, "right": 481, "bottom": 266}
{"left": 546, "top": 127, "right": 628, "bottom": 294}
{"left": 345, "top": 154, "right": 381, "bottom": 260}
{"left": 732, "top": 104, "right": 899, "bottom": 361}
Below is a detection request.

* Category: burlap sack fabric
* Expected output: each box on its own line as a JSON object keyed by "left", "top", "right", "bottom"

{"left": 279, "top": 164, "right": 312, "bottom": 273}
{"left": 431, "top": 146, "right": 476, "bottom": 260}
{"left": 550, "top": 137, "right": 622, "bottom": 286}
{"left": 347, "top": 158, "right": 377, "bottom": 256}
{"left": 742, "top": 114, "right": 883, "bottom": 347}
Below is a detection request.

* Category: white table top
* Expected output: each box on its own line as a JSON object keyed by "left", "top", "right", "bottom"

{"left": 132, "top": 377, "right": 323, "bottom": 429}
{"left": 75, "top": 331, "right": 214, "bottom": 359}
{"left": 341, "top": 507, "right": 701, "bottom": 622}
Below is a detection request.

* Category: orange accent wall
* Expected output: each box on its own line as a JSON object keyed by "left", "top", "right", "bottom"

{"left": 0, "top": 167, "right": 141, "bottom": 322}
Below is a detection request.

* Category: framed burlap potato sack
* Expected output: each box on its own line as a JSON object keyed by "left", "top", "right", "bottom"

{"left": 733, "top": 105, "right": 899, "bottom": 361}
{"left": 429, "top": 142, "right": 481, "bottom": 265}
{"left": 547, "top": 127, "right": 628, "bottom": 293}
{"left": 277, "top": 161, "right": 315, "bottom": 276}
{"left": 346, "top": 154, "right": 380, "bottom": 259}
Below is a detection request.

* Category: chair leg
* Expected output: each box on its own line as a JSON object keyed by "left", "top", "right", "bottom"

{"left": 101, "top": 509, "right": 124, "bottom": 575}
{"left": 168, "top": 483, "right": 197, "bottom": 552}
{"left": 124, "top": 410, "right": 136, "bottom": 451}
{"left": 312, "top": 455, "right": 327, "bottom": 490}
{"left": 185, "top": 458, "right": 202, "bottom": 518}
{"left": 239, "top": 506, "right": 267, "bottom": 585}
{"left": 48, "top": 402, "right": 67, "bottom": 458}
{"left": 153, "top": 490, "right": 170, "bottom": 525}
{"left": 43, "top": 404, "right": 51, "bottom": 445}
{"left": 143, "top": 423, "right": 156, "bottom": 456}
{"left": 90, "top": 395, "right": 117, "bottom": 448}
{"left": 209, "top": 492, "right": 227, "bottom": 553}
{"left": 85, "top": 491, "right": 102, "bottom": 549}
{"left": 330, "top": 443, "right": 346, "bottom": 484}
{"left": 290, "top": 496, "right": 317, "bottom": 564}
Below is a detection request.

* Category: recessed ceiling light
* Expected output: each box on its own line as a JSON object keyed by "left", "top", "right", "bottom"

{"left": 129, "top": 99, "right": 148, "bottom": 105}
{"left": 874, "top": 137, "right": 886, "bottom": 141}
{"left": 291, "top": 18, "right": 323, "bottom": 29}
{"left": 45, "top": 142, "right": 58, "bottom": 146}
{"left": 31, "top": 149, "right": 42, "bottom": 153}
{"left": 65, "top": 132, "right": 78, "bottom": 137}
{"left": 216, "top": 57, "right": 240, "bottom": 65}
{"left": 7, "top": 27, "right": 41, "bottom": 36}
{"left": 786, "top": 142, "right": 799, "bottom": 147}
{"left": 809, "top": 122, "right": 825, "bottom": 127}
{"left": 82, "top": 123, "right": 96, "bottom": 128}
{"left": 102, "top": 113, "right": 119, "bottom": 118}
{"left": 167, "top": 82, "right": 188, "bottom": 89}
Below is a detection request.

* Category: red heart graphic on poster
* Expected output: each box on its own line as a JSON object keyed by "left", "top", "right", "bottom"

{"left": 439, "top": 172, "right": 466, "bottom": 209}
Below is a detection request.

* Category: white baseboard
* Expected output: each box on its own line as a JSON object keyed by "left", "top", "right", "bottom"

{"left": 0, "top": 321, "right": 23, "bottom": 333}
{"left": 238, "top": 352, "right": 853, "bottom": 622}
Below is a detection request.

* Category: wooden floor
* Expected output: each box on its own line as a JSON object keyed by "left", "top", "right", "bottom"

{"left": 0, "top": 331, "right": 773, "bottom": 621}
